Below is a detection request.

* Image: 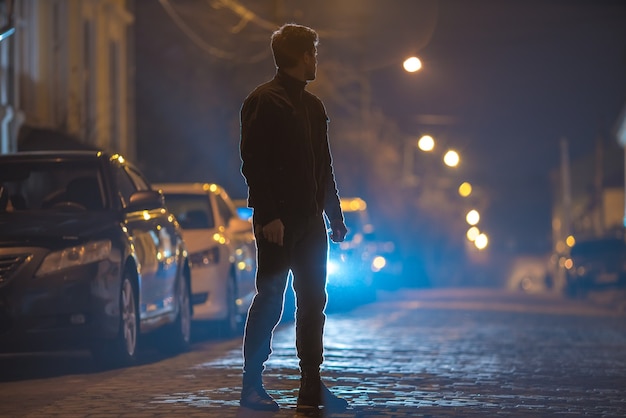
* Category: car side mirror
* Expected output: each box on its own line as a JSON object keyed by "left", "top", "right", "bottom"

{"left": 126, "top": 190, "right": 164, "bottom": 212}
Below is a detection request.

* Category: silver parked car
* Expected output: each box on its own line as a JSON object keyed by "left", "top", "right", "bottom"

{"left": 155, "top": 183, "right": 256, "bottom": 335}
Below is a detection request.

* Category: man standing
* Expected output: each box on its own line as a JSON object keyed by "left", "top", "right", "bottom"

{"left": 239, "top": 23, "right": 349, "bottom": 412}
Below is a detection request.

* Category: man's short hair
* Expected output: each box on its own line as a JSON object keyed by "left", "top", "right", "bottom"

{"left": 271, "top": 23, "right": 318, "bottom": 69}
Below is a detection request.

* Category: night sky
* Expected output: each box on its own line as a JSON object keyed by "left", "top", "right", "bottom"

{"left": 135, "top": 0, "right": 626, "bottom": 262}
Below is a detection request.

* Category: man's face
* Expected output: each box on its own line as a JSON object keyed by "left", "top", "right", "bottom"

{"left": 304, "top": 47, "right": 317, "bottom": 81}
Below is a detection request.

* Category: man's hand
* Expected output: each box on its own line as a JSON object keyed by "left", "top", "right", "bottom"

{"left": 329, "top": 219, "right": 347, "bottom": 243}
{"left": 262, "top": 218, "right": 285, "bottom": 246}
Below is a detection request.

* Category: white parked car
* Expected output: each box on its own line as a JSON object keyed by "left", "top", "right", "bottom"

{"left": 155, "top": 183, "right": 256, "bottom": 335}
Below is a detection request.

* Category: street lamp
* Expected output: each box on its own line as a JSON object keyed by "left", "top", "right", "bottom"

{"left": 443, "top": 150, "right": 460, "bottom": 167}
{"left": 466, "top": 209, "right": 480, "bottom": 226}
{"left": 417, "top": 135, "right": 435, "bottom": 152}
{"left": 403, "top": 56, "right": 422, "bottom": 73}
{"left": 403, "top": 134, "right": 436, "bottom": 186}
{"left": 475, "top": 233, "right": 489, "bottom": 250}
{"left": 466, "top": 226, "right": 480, "bottom": 241}
{"left": 458, "top": 181, "right": 472, "bottom": 197}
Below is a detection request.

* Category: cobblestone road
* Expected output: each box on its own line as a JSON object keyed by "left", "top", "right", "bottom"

{"left": 1, "top": 288, "right": 625, "bottom": 417}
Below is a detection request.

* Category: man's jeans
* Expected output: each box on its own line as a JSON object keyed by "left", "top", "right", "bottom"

{"left": 243, "top": 213, "right": 328, "bottom": 378}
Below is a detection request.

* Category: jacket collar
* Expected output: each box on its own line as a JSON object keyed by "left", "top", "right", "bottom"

{"left": 276, "top": 70, "right": 307, "bottom": 95}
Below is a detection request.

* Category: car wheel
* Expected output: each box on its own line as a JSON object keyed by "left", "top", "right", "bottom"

{"left": 160, "top": 274, "right": 192, "bottom": 354}
{"left": 91, "top": 271, "right": 139, "bottom": 368}
{"left": 219, "top": 275, "right": 242, "bottom": 337}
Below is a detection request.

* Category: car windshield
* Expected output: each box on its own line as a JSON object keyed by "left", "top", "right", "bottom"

{"left": 0, "top": 161, "right": 105, "bottom": 211}
{"left": 162, "top": 194, "right": 215, "bottom": 229}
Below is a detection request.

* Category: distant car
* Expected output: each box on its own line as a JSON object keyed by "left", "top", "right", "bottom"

{"left": 283, "top": 197, "right": 383, "bottom": 315}
{"left": 325, "top": 197, "right": 380, "bottom": 307}
{"left": 565, "top": 237, "right": 626, "bottom": 297}
{"left": 234, "top": 196, "right": 380, "bottom": 317}
{"left": 367, "top": 238, "right": 405, "bottom": 290}
{"left": 155, "top": 183, "right": 256, "bottom": 335}
{"left": 0, "top": 151, "right": 192, "bottom": 367}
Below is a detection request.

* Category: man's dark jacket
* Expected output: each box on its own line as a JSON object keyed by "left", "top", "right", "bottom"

{"left": 240, "top": 70, "right": 343, "bottom": 226}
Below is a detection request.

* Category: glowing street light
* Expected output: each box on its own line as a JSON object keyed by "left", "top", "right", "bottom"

{"left": 403, "top": 134, "right": 436, "bottom": 185}
{"left": 474, "top": 233, "right": 489, "bottom": 250}
{"left": 443, "top": 150, "right": 460, "bottom": 167}
{"left": 466, "top": 226, "right": 480, "bottom": 241}
{"left": 403, "top": 56, "right": 422, "bottom": 73}
{"left": 417, "top": 135, "right": 435, "bottom": 152}
{"left": 466, "top": 209, "right": 480, "bottom": 225}
{"left": 458, "top": 182, "right": 472, "bottom": 197}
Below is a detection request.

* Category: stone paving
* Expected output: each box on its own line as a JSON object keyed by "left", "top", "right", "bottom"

{"left": 1, "top": 288, "right": 625, "bottom": 417}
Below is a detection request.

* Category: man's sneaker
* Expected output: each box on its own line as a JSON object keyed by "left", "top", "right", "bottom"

{"left": 240, "top": 384, "right": 280, "bottom": 411}
{"left": 297, "top": 378, "right": 348, "bottom": 412}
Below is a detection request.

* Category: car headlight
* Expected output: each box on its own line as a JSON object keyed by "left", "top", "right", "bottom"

{"left": 36, "top": 240, "right": 112, "bottom": 277}
{"left": 371, "top": 255, "right": 387, "bottom": 272}
{"left": 327, "top": 259, "right": 340, "bottom": 275}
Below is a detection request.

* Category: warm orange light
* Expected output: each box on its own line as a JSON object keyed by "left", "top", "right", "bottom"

{"left": 403, "top": 56, "right": 422, "bottom": 72}
{"left": 466, "top": 209, "right": 480, "bottom": 226}
{"left": 418, "top": 135, "right": 435, "bottom": 152}
{"left": 443, "top": 150, "right": 460, "bottom": 167}
{"left": 458, "top": 182, "right": 472, "bottom": 197}
{"left": 474, "top": 233, "right": 488, "bottom": 250}
{"left": 466, "top": 226, "right": 480, "bottom": 241}
{"left": 340, "top": 197, "right": 367, "bottom": 212}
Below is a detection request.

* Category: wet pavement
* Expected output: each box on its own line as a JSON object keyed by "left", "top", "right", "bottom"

{"left": 1, "top": 288, "right": 625, "bottom": 417}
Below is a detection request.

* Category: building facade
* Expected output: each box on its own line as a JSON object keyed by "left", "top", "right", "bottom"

{"left": 616, "top": 103, "right": 626, "bottom": 228}
{"left": 549, "top": 108, "right": 626, "bottom": 292}
{"left": 0, "top": 0, "right": 135, "bottom": 158}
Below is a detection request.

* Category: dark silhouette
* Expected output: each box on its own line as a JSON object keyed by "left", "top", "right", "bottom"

{"left": 238, "top": 23, "right": 349, "bottom": 413}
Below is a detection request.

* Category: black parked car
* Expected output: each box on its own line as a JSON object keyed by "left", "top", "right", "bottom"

{"left": 565, "top": 237, "right": 626, "bottom": 297}
{"left": 0, "top": 151, "right": 191, "bottom": 367}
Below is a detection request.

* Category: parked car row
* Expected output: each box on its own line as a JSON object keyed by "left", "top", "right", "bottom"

{"left": 0, "top": 151, "right": 259, "bottom": 368}
{"left": 0, "top": 151, "right": 389, "bottom": 367}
